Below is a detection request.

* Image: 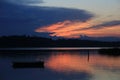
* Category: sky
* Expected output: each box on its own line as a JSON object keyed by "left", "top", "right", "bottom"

{"left": 0, "top": 0, "right": 120, "bottom": 39}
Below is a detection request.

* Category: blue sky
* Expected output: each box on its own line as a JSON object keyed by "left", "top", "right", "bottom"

{"left": 37, "top": 0, "right": 120, "bottom": 21}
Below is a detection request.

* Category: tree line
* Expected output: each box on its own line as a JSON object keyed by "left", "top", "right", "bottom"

{"left": 0, "top": 36, "right": 120, "bottom": 48}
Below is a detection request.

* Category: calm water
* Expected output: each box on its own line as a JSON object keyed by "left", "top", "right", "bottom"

{"left": 0, "top": 48, "right": 120, "bottom": 80}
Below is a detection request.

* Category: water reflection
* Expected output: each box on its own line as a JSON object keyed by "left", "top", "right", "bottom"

{"left": 0, "top": 50, "right": 120, "bottom": 80}
{"left": 44, "top": 53, "right": 120, "bottom": 80}
{"left": 45, "top": 54, "right": 93, "bottom": 73}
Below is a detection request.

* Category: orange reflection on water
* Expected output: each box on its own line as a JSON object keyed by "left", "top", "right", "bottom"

{"left": 45, "top": 54, "right": 93, "bottom": 73}
{"left": 45, "top": 54, "right": 120, "bottom": 73}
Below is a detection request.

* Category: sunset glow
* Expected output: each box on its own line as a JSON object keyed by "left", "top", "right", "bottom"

{"left": 35, "top": 20, "right": 120, "bottom": 38}
{"left": 0, "top": 0, "right": 120, "bottom": 80}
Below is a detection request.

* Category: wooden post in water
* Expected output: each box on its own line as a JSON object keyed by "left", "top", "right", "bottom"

{"left": 87, "top": 50, "right": 90, "bottom": 62}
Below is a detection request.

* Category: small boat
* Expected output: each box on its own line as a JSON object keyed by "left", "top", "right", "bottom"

{"left": 13, "top": 61, "right": 44, "bottom": 68}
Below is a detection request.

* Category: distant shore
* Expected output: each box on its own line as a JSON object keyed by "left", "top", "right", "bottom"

{"left": 99, "top": 48, "right": 120, "bottom": 56}
{"left": 0, "top": 36, "right": 120, "bottom": 48}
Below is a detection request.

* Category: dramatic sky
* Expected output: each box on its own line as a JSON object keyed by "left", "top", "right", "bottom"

{"left": 0, "top": 0, "right": 120, "bottom": 38}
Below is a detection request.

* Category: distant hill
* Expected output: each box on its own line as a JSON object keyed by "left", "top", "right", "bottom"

{"left": 79, "top": 35, "right": 120, "bottom": 42}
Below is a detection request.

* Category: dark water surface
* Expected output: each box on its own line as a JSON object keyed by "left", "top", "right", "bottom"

{"left": 0, "top": 48, "right": 120, "bottom": 80}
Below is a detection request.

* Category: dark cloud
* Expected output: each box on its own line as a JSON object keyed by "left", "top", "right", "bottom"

{"left": 0, "top": 0, "right": 44, "bottom": 5}
{"left": 81, "top": 20, "right": 120, "bottom": 30}
{"left": 0, "top": 1, "right": 94, "bottom": 36}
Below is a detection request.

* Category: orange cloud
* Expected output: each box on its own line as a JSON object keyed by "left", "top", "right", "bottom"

{"left": 35, "top": 20, "right": 120, "bottom": 38}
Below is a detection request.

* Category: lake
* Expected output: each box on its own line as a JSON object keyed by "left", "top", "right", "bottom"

{"left": 0, "top": 47, "right": 120, "bottom": 80}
